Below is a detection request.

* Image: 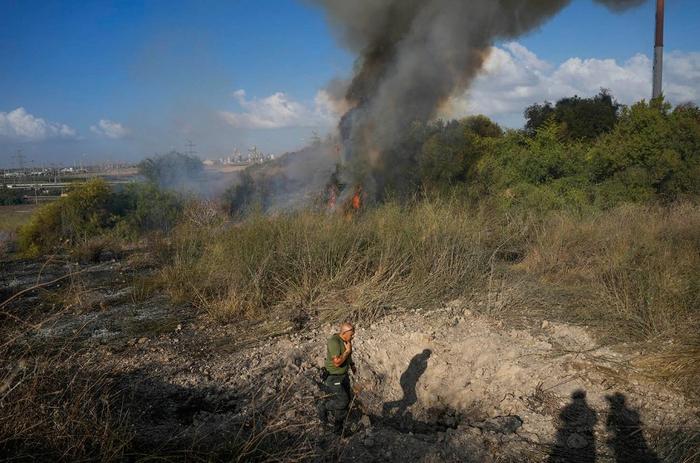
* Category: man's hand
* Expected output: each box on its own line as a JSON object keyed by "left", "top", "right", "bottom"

{"left": 332, "top": 341, "right": 353, "bottom": 367}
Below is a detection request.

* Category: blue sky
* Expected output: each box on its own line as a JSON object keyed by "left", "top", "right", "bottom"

{"left": 0, "top": 0, "right": 698, "bottom": 167}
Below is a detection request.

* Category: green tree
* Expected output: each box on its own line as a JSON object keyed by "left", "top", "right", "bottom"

{"left": 462, "top": 115, "right": 503, "bottom": 138}
{"left": 419, "top": 120, "right": 483, "bottom": 191}
{"left": 588, "top": 98, "right": 700, "bottom": 205}
{"left": 468, "top": 123, "right": 591, "bottom": 212}
{"left": 138, "top": 151, "right": 204, "bottom": 188}
{"left": 525, "top": 90, "right": 620, "bottom": 141}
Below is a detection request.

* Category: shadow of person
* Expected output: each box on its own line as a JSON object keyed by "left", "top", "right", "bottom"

{"left": 382, "top": 349, "right": 432, "bottom": 417}
{"left": 548, "top": 389, "right": 598, "bottom": 463}
{"left": 606, "top": 392, "right": 660, "bottom": 463}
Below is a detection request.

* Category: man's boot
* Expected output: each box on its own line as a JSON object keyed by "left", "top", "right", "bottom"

{"left": 316, "top": 402, "right": 328, "bottom": 424}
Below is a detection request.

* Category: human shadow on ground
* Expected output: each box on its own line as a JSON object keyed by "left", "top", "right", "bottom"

{"left": 373, "top": 348, "right": 461, "bottom": 435}
{"left": 606, "top": 392, "right": 660, "bottom": 463}
{"left": 548, "top": 389, "right": 598, "bottom": 463}
{"left": 382, "top": 349, "right": 432, "bottom": 417}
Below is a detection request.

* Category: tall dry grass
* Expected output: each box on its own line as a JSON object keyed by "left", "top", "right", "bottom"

{"left": 0, "top": 352, "right": 133, "bottom": 461}
{"left": 520, "top": 202, "right": 700, "bottom": 399}
{"left": 521, "top": 202, "right": 700, "bottom": 340}
{"left": 159, "top": 198, "right": 699, "bottom": 399}
{"left": 160, "top": 199, "right": 513, "bottom": 322}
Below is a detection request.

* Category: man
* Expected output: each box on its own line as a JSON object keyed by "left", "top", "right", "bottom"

{"left": 318, "top": 322, "right": 356, "bottom": 431}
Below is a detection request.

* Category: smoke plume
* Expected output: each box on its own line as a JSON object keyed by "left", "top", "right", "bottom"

{"left": 310, "top": 0, "right": 646, "bottom": 196}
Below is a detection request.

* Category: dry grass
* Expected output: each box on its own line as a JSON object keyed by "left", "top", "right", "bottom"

{"left": 0, "top": 257, "right": 317, "bottom": 462}
{"left": 0, "top": 204, "right": 38, "bottom": 233}
{"left": 636, "top": 338, "right": 700, "bottom": 402}
{"left": 71, "top": 235, "right": 124, "bottom": 264}
{"left": 0, "top": 204, "right": 38, "bottom": 258}
{"left": 160, "top": 198, "right": 699, "bottom": 402}
{"left": 520, "top": 202, "right": 699, "bottom": 339}
{"left": 518, "top": 202, "right": 700, "bottom": 399}
{"left": 224, "top": 374, "right": 316, "bottom": 462}
{"left": 160, "top": 199, "right": 505, "bottom": 322}
{"left": 0, "top": 351, "right": 134, "bottom": 461}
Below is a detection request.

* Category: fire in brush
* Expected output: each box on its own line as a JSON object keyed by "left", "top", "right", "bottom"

{"left": 312, "top": 0, "right": 645, "bottom": 201}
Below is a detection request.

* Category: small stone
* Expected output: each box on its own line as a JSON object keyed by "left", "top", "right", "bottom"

{"left": 541, "top": 320, "right": 549, "bottom": 329}
{"left": 138, "top": 337, "right": 148, "bottom": 344}
{"left": 360, "top": 415, "right": 371, "bottom": 428}
{"left": 175, "top": 324, "right": 182, "bottom": 332}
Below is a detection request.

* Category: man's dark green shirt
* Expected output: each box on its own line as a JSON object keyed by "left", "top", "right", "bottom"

{"left": 325, "top": 334, "right": 351, "bottom": 375}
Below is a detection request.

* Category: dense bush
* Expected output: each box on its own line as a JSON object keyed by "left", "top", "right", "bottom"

{"left": 138, "top": 151, "right": 204, "bottom": 188}
{"left": 0, "top": 186, "right": 24, "bottom": 205}
{"left": 114, "top": 183, "right": 183, "bottom": 234}
{"left": 589, "top": 99, "right": 700, "bottom": 205}
{"left": 419, "top": 120, "right": 486, "bottom": 192}
{"left": 469, "top": 98, "right": 700, "bottom": 212}
{"left": 18, "top": 180, "right": 114, "bottom": 255}
{"left": 18, "top": 179, "right": 183, "bottom": 255}
{"left": 524, "top": 89, "right": 620, "bottom": 140}
{"left": 222, "top": 171, "right": 270, "bottom": 216}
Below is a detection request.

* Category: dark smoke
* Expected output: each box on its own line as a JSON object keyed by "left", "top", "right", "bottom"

{"left": 310, "top": 0, "right": 646, "bottom": 197}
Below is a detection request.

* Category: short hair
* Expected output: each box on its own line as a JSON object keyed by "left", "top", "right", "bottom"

{"left": 340, "top": 322, "right": 355, "bottom": 333}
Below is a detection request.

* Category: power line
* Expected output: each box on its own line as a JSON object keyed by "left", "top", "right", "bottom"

{"left": 12, "top": 150, "right": 26, "bottom": 170}
{"left": 185, "top": 140, "right": 197, "bottom": 157}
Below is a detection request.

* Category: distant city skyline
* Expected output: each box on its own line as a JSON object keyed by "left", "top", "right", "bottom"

{"left": 1, "top": 0, "right": 699, "bottom": 168}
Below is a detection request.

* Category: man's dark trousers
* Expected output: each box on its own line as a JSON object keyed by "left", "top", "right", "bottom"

{"left": 319, "top": 373, "right": 351, "bottom": 427}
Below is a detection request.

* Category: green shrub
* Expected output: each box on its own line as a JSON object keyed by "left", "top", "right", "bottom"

{"left": 18, "top": 180, "right": 113, "bottom": 255}
{"left": 138, "top": 151, "right": 204, "bottom": 188}
{"left": 17, "top": 180, "right": 185, "bottom": 255}
{"left": 418, "top": 119, "right": 497, "bottom": 193}
{"left": 588, "top": 99, "right": 700, "bottom": 202}
{"left": 469, "top": 123, "right": 591, "bottom": 212}
{"left": 524, "top": 90, "right": 620, "bottom": 140}
{"left": 0, "top": 186, "right": 24, "bottom": 205}
{"left": 115, "top": 183, "right": 183, "bottom": 235}
{"left": 222, "top": 171, "right": 270, "bottom": 216}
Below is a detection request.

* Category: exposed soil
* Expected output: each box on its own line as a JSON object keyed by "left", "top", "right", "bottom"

{"left": 1, "top": 255, "right": 698, "bottom": 462}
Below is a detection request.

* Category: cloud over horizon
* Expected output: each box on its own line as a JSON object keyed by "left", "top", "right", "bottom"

{"left": 0, "top": 107, "right": 77, "bottom": 141}
{"left": 218, "top": 89, "right": 338, "bottom": 129}
{"left": 90, "top": 119, "right": 130, "bottom": 139}
{"left": 216, "top": 45, "right": 700, "bottom": 132}
{"left": 448, "top": 43, "right": 700, "bottom": 126}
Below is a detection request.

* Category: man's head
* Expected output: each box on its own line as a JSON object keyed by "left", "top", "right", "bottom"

{"left": 339, "top": 322, "right": 355, "bottom": 342}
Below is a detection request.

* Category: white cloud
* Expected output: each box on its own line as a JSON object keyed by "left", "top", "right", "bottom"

{"left": 90, "top": 119, "right": 129, "bottom": 139}
{"left": 447, "top": 43, "right": 700, "bottom": 127}
{"left": 0, "top": 107, "right": 77, "bottom": 140}
{"left": 219, "top": 89, "right": 339, "bottom": 129}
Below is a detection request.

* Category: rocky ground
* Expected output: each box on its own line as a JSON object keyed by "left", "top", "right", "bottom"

{"left": 1, "top": 255, "right": 698, "bottom": 462}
